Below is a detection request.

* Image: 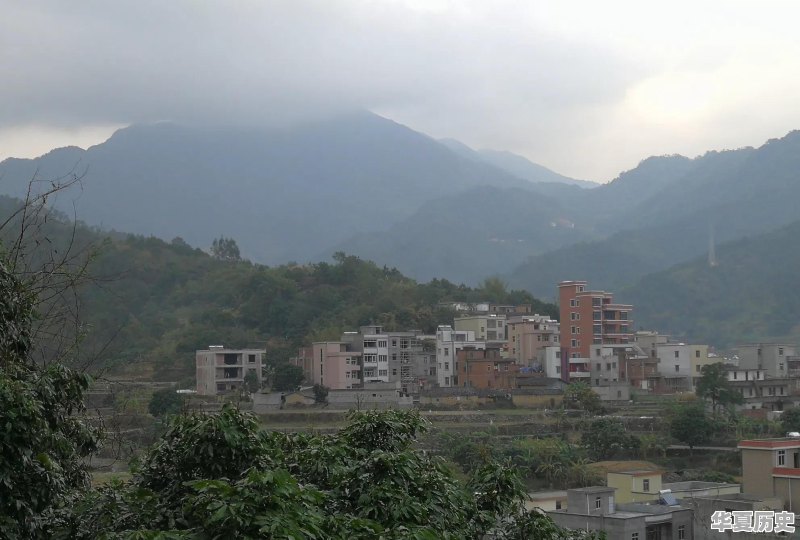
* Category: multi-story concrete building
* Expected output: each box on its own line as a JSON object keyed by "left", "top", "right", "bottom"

{"left": 454, "top": 313, "right": 507, "bottom": 342}
{"left": 635, "top": 333, "right": 712, "bottom": 393}
{"left": 308, "top": 341, "right": 362, "bottom": 390}
{"left": 656, "top": 343, "right": 699, "bottom": 393}
{"left": 724, "top": 366, "right": 796, "bottom": 411}
{"left": 196, "top": 346, "right": 265, "bottom": 395}
{"left": 507, "top": 314, "right": 560, "bottom": 368}
{"left": 342, "top": 326, "right": 390, "bottom": 383}
{"left": 455, "top": 347, "right": 519, "bottom": 389}
{"left": 738, "top": 436, "right": 800, "bottom": 512}
{"left": 436, "top": 325, "right": 484, "bottom": 387}
{"left": 735, "top": 344, "right": 796, "bottom": 379}
{"left": 558, "top": 281, "right": 633, "bottom": 382}
{"left": 588, "top": 345, "right": 631, "bottom": 400}
{"left": 547, "top": 486, "right": 694, "bottom": 539}
{"left": 386, "top": 331, "right": 432, "bottom": 395}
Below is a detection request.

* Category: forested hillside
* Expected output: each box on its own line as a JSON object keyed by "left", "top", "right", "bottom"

{"left": 7, "top": 199, "right": 554, "bottom": 380}
{"left": 619, "top": 219, "right": 800, "bottom": 347}
{"left": 509, "top": 132, "right": 800, "bottom": 298}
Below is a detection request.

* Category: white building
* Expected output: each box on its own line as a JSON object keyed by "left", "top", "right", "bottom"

{"left": 436, "top": 325, "right": 485, "bottom": 387}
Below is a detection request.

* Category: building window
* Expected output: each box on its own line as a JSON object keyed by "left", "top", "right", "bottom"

{"left": 595, "top": 497, "right": 601, "bottom": 509}
{"left": 596, "top": 363, "right": 601, "bottom": 371}
{"left": 578, "top": 286, "right": 584, "bottom": 292}
{"left": 444, "top": 362, "right": 449, "bottom": 370}
{"left": 674, "top": 350, "right": 679, "bottom": 358}
{"left": 606, "top": 363, "right": 611, "bottom": 371}
{"left": 780, "top": 347, "right": 785, "bottom": 355}
{"left": 780, "top": 363, "right": 785, "bottom": 371}
{"left": 696, "top": 365, "right": 701, "bottom": 373}
{"left": 248, "top": 354, "right": 256, "bottom": 363}
{"left": 555, "top": 501, "right": 562, "bottom": 510}
{"left": 570, "top": 299, "right": 576, "bottom": 307}
{"left": 779, "top": 450, "right": 786, "bottom": 466}
{"left": 444, "top": 348, "right": 449, "bottom": 356}
{"left": 675, "top": 365, "right": 680, "bottom": 372}
{"left": 632, "top": 534, "right": 639, "bottom": 540}
{"left": 678, "top": 525, "right": 685, "bottom": 540}
{"left": 571, "top": 339, "right": 577, "bottom": 347}
{"left": 695, "top": 350, "right": 700, "bottom": 358}
{"left": 596, "top": 348, "right": 601, "bottom": 356}
{"left": 643, "top": 479, "right": 650, "bottom": 491}
{"left": 556, "top": 366, "right": 561, "bottom": 374}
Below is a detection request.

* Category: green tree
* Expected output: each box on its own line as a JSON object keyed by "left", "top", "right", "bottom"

{"left": 243, "top": 369, "right": 260, "bottom": 393}
{"left": 780, "top": 407, "right": 800, "bottom": 433}
{"left": 148, "top": 386, "right": 184, "bottom": 417}
{"left": 564, "top": 382, "right": 603, "bottom": 414}
{"left": 272, "top": 363, "right": 304, "bottom": 391}
{"left": 581, "top": 418, "right": 640, "bottom": 460}
{"left": 313, "top": 383, "right": 329, "bottom": 404}
{"left": 0, "top": 260, "right": 100, "bottom": 538}
{"left": 54, "top": 407, "right": 603, "bottom": 539}
{"left": 670, "top": 402, "right": 715, "bottom": 454}
{"left": 210, "top": 236, "right": 241, "bottom": 262}
{"left": 695, "top": 362, "right": 744, "bottom": 415}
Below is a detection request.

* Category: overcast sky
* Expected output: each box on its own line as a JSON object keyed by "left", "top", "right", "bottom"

{"left": 2, "top": 0, "right": 799, "bottom": 182}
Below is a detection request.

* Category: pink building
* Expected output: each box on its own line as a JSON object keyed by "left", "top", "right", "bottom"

{"left": 311, "top": 342, "right": 362, "bottom": 390}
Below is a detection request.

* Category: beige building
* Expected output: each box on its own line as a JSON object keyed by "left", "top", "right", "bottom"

{"left": 506, "top": 314, "right": 560, "bottom": 368}
{"left": 454, "top": 313, "right": 507, "bottom": 342}
{"left": 739, "top": 437, "right": 800, "bottom": 511}
{"left": 196, "top": 346, "right": 265, "bottom": 395}
{"left": 607, "top": 470, "right": 663, "bottom": 503}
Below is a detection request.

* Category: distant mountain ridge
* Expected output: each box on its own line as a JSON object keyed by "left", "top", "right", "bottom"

{"left": 507, "top": 131, "right": 800, "bottom": 299}
{"left": 0, "top": 112, "right": 534, "bottom": 265}
{"left": 438, "top": 138, "right": 597, "bottom": 188}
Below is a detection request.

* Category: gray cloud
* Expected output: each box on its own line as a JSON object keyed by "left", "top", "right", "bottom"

{"left": 2, "top": 1, "right": 798, "bottom": 180}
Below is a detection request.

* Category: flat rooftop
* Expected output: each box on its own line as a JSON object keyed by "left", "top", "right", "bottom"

{"left": 739, "top": 437, "right": 800, "bottom": 449}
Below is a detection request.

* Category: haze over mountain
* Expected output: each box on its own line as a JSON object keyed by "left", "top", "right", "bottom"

{"left": 328, "top": 185, "right": 597, "bottom": 284}
{"left": 438, "top": 138, "right": 597, "bottom": 188}
{"left": 508, "top": 131, "right": 800, "bottom": 300}
{"left": 0, "top": 112, "right": 536, "bottom": 265}
{"left": 2, "top": 111, "right": 800, "bottom": 306}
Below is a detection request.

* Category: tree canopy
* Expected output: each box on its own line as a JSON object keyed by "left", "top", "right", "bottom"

{"left": 695, "top": 363, "right": 743, "bottom": 414}
{"left": 580, "top": 418, "right": 640, "bottom": 461}
{"left": 669, "top": 401, "right": 715, "bottom": 453}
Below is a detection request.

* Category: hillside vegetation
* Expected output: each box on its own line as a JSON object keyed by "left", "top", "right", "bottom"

{"left": 619, "top": 219, "right": 800, "bottom": 347}
{"left": 9, "top": 201, "right": 554, "bottom": 380}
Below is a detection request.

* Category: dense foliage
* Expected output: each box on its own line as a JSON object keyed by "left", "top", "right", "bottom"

{"left": 0, "top": 240, "right": 597, "bottom": 539}
{"left": 49, "top": 407, "right": 602, "bottom": 539}
{"left": 0, "top": 193, "right": 553, "bottom": 381}
{"left": 695, "top": 363, "right": 743, "bottom": 414}
{"left": 0, "top": 260, "right": 100, "bottom": 538}
{"left": 669, "top": 402, "right": 715, "bottom": 453}
{"left": 580, "top": 418, "right": 640, "bottom": 461}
